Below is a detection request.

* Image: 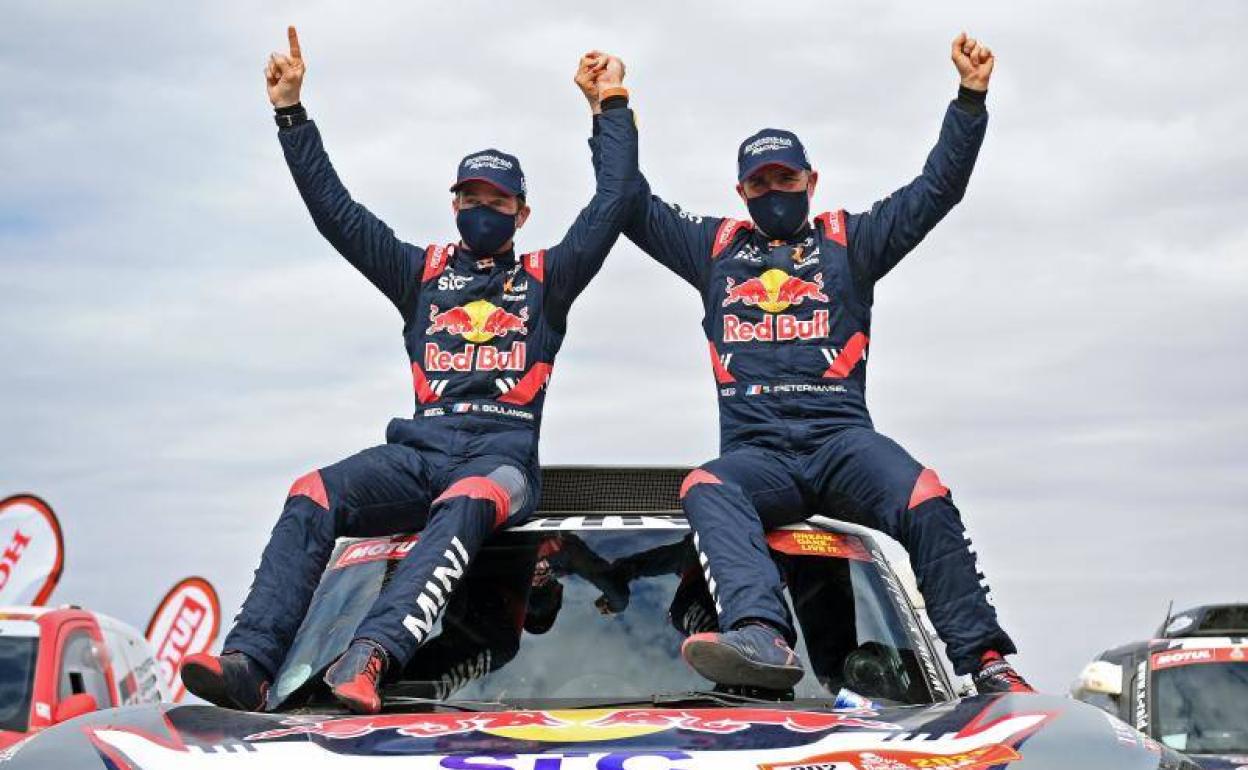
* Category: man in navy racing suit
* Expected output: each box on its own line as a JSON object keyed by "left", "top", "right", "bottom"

{"left": 182, "top": 29, "right": 638, "bottom": 713}
{"left": 617, "top": 34, "right": 1032, "bottom": 694}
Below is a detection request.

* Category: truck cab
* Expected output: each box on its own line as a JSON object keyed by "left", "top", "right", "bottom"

{"left": 0, "top": 606, "right": 167, "bottom": 748}
{"left": 1072, "top": 603, "right": 1248, "bottom": 767}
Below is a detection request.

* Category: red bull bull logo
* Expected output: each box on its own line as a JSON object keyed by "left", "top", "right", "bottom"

{"left": 245, "top": 707, "right": 898, "bottom": 744}
{"left": 723, "top": 269, "right": 828, "bottom": 314}
{"left": 427, "top": 300, "right": 529, "bottom": 343}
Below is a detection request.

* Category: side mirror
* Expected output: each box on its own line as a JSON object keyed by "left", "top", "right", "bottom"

{"left": 53, "top": 693, "right": 98, "bottom": 724}
{"left": 1071, "top": 661, "right": 1123, "bottom": 698}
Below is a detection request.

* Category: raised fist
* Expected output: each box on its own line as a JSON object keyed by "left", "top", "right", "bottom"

{"left": 575, "top": 51, "right": 626, "bottom": 114}
{"left": 951, "top": 32, "right": 994, "bottom": 91}
{"left": 575, "top": 50, "right": 608, "bottom": 113}
{"left": 265, "top": 26, "right": 306, "bottom": 108}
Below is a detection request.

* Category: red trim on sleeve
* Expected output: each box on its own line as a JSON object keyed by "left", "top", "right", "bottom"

{"left": 498, "top": 362, "right": 553, "bottom": 405}
{"left": 522, "top": 250, "right": 545, "bottom": 283}
{"left": 907, "top": 468, "right": 950, "bottom": 510}
{"left": 822, "top": 332, "right": 869, "bottom": 378}
{"left": 421, "top": 245, "right": 452, "bottom": 283}
{"left": 815, "top": 210, "right": 847, "bottom": 247}
{"left": 711, "top": 219, "right": 752, "bottom": 259}
{"left": 411, "top": 363, "right": 440, "bottom": 404}
{"left": 680, "top": 469, "right": 722, "bottom": 499}
{"left": 708, "top": 342, "right": 736, "bottom": 384}
{"left": 434, "top": 476, "right": 511, "bottom": 528}
{"left": 288, "top": 470, "right": 330, "bottom": 510}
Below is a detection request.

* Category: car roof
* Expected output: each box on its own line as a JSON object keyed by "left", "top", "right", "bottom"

{"left": 519, "top": 465, "right": 878, "bottom": 540}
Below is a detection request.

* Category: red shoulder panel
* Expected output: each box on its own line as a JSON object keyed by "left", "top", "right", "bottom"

{"left": 711, "top": 218, "right": 752, "bottom": 259}
{"left": 421, "top": 244, "right": 453, "bottom": 283}
{"left": 522, "top": 250, "right": 546, "bottom": 283}
{"left": 814, "top": 210, "right": 847, "bottom": 247}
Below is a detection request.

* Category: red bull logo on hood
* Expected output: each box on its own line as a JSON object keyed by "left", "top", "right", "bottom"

{"left": 245, "top": 707, "right": 899, "bottom": 744}
{"left": 427, "top": 300, "right": 528, "bottom": 343}
{"left": 723, "top": 269, "right": 828, "bottom": 314}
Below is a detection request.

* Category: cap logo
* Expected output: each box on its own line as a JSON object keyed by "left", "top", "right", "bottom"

{"left": 462, "top": 154, "right": 514, "bottom": 171}
{"left": 743, "top": 136, "right": 794, "bottom": 156}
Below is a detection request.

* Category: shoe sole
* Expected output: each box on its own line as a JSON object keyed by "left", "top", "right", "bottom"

{"left": 329, "top": 683, "right": 381, "bottom": 715}
{"left": 682, "top": 637, "right": 804, "bottom": 690}
{"left": 181, "top": 661, "right": 246, "bottom": 710}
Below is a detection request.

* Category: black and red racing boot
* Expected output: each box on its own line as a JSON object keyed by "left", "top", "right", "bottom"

{"left": 973, "top": 650, "right": 1034, "bottom": 694}
{"left": 324, "top": 639, "right": 389, "bottom": 714}
{"left": 181, "top": 651, "right": 270, "bottom": 711}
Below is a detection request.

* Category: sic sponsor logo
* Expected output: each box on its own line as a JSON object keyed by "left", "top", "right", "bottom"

{"left": 437, "top": 272, "right": 475, "bottom": 291}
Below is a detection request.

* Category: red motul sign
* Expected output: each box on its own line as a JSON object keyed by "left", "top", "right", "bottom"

{"left": 145, "top": 576, "right": 221, "bottom": 702}
{"left": 0, "top": 494, "right": 65, "bottom": 606}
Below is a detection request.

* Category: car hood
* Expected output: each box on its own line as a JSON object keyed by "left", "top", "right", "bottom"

{"left": 1, "top": 694, "right": 1199, "bottom": 769}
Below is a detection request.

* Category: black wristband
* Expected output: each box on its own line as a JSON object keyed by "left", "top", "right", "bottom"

{"left": 274, "top": 102, "right": 308, "bottom": 129}
{"left": 601, "top": 95, "right": 628, "bottom": 112}
{"left": 954, "top": 86, "right": 987, "bottom": 116}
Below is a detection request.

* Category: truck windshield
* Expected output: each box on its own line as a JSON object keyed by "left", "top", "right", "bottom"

{"left": 1154, "top": 660, "right": 1248, "bottom": 754}
{"left": 270, "top": 523, "right": 946, "bottom": 710}
{"left": 0, "top": 636, "right": 39, "bottom": 732}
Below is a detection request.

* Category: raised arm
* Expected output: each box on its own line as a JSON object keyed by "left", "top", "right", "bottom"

{"left": 266, "top": 27, "right": 424, "bottom": 315}
{"left": 541, "top": 53, "right": 640, "bottom": 330}
{"left": 847, "top": 32, "right": 995, "bottom": 293}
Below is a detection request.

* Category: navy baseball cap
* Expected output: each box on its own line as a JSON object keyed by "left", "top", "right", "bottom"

{"left": 450, "top": 149, "right": 527, "bottom": 198}
{"left": 737, "top": 129, "right": 811, "bottom": 183}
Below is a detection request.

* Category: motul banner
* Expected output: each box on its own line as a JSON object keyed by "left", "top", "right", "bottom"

{"left": 0, "top": 494, "right": 65, "bottom": 606}
{"left": 145, "top": 576, "right": 221, "bottom": 702}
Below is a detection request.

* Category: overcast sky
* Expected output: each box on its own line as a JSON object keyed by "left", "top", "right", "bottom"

{"left": 2, "top": 1, "right": 1246, "bottom": 694}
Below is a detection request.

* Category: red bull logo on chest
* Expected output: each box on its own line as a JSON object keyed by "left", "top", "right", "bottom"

{"left": 723, "top": 268, "right": 828, "bottom": 313}
{"left": 427, "top": 299, "right": 529, "bottom": 343}
{"left": 721, "top": 268, "right": 830, "bottom": 343}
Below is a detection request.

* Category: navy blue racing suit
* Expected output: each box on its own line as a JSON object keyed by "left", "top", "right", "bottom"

{"left": 224, "top": 100, "right": 638, "bottom": 677}
{"left": 622, "top": 91, "right": 1015, "bottom": 675}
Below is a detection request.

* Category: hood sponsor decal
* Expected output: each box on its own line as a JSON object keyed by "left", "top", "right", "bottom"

{"left": 0, "top": 494, "right": 65, "bottom": 606}
{"left": 84, "top": 710, "right": 1055, "bottom": 770}
{"left": 246, "top": 708, "right": 900, "bottom": 743}
{"left": 145, "top": 576, "right": 221, "bottom": 702}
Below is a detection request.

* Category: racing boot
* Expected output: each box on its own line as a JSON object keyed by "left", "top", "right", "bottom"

{"left": 324, "top": 638, "right": 389, "bottom": 714}
{"left": 681, "top": 621, "right": 804, "bottom": 690}
{"left": 973, "top": 650, "right": 1034, "bottom": 694}
{"left": 180, "top": 651, "right": 270, "bottom": 711}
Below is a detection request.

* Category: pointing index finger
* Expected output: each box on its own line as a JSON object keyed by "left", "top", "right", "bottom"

{"left": 288, "top": 26, "right": 302, "bottom": 59}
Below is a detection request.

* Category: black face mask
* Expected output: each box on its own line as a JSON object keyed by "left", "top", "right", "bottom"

{"left": 747, "top": 189, "right": 810, "bottom": 240}
{"left": 456, "top": 205, "right": 517, "bottom": 255}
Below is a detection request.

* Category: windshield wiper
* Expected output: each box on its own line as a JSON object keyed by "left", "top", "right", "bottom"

{"left": 382, "top": 696, "right": 513, "bottom": 712}
{"left": 561, "top": 689, "right": 792, "bottom": 710}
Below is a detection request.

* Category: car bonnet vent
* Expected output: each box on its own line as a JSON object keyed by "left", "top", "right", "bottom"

{"left": 537, "top": 466, "right": 689, "bottom": 514}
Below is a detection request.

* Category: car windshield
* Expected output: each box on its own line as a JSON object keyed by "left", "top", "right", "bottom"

{"left": 1154, "top": 660, "right": 1248, "bottom": 754}
{"left": 0, "top": 636, "right": 39, "bottom": 732}
{"left": 269, "top": 520, "right": 947, "bottom": 710}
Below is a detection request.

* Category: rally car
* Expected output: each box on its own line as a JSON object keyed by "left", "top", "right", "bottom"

{"left": 0, "top": 605, "right": 167, "bottom": 750}
{"left": 1, "top": 468, "right": 1198, "bottom": 768}
{"left": 1072, "top": 603, "right": 1248, "bottom": 769}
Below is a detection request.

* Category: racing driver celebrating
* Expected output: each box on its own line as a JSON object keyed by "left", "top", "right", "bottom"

{"left": 609, "top": 34, "right": 1032, "bottom": 693}
{"left": 182, "top": 29, "right": 638, "bottom": 714}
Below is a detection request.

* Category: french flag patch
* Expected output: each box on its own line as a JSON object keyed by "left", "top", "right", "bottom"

{"left": 453, "top": 403, "right": 473, "bottom": 414}
{"left": 746, "top": 385, "right": 764, "bottom": 396}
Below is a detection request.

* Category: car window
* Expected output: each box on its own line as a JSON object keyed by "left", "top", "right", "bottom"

{"left": 57, "top": 629, "right": 113, "bottom": 708}
{"left": 1154, "top": 660, "right": 1248, "bottom": 754}
{"left": 0, "top": 636, "right": 39, "bottom": 732}
{"left": 270, "top": 524, "right": 944, "bottom": 709}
